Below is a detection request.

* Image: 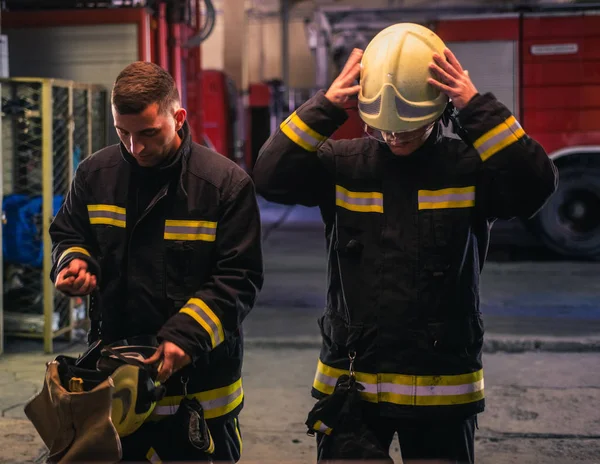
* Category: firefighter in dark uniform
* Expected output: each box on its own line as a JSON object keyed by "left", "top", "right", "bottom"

{"left": 252, "top": 24, "right": 557, "bottom": 463}
{"left": 50, "top": 61, "right": 263, "bottom": 462}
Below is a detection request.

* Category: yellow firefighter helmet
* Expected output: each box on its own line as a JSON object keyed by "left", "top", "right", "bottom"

{"left": 358, "top": 23, "right": 449, "bottom": 133}
{"left": 98, "top": 338, "right": 166, "bottom": 437}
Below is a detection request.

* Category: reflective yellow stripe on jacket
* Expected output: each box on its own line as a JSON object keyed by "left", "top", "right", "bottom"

{"left": 313, "top": 360, "right": 484, "bottom": 406}
{"left": 164, "top": 219, "right": 217, "bottom": 242}
{"left": 57, "top": 246, "right": 91, "bottom": 267}
{"left": 418, "top": 186, "right": 475, "bottom": 210}
{"left": 313, "top": 420, "right": 333, "bottom": 435}
{"left": 474, "top": 115, "right": 526, "bottom": 162}
{"left": 151, "top": 378, "right": 243, "bottom": 420}
{"left": 280, "top": 111, "right": 327, "bottom": 152}
{"left": 336, "top": 185, "right": 384, "bottom": 213}
{"left": 87, "top": 204, "right": 126, "bottom": 227}
{"left": 179, "top": 297, "right": 224, "bottom": 349}
{"left": 145, "top": 447, "right": 162, "bottom": 464}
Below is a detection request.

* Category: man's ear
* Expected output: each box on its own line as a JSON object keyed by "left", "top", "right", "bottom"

{"left": 174, "top": 108, "right": 187, "bottom": 130}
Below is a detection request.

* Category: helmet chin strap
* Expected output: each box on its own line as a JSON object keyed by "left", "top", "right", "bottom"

{"left": 102, "top": 345, "right": 153, "bottom": 371}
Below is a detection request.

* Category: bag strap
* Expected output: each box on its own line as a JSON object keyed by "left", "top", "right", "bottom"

{"left": 333, "top": 213, "right": 360, "bottom": 377}
{"left": 101, "top": 345, "right": 153, "bottom": 372}
{"left": 88, "top": 290, "right": 101, "bottom": 345}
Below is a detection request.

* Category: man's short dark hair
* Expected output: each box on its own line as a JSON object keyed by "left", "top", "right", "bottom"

{"left": 111, "top": 61, "right": 180, "bottom": 115}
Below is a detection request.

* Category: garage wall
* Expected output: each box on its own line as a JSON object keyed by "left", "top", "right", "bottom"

{"left": 5, "top": 24, "right": 139, "bottom": 144}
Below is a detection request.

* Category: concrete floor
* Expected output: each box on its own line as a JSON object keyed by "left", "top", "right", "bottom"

{"left": 1, "top": 199, "right": 600, "bottom": 463}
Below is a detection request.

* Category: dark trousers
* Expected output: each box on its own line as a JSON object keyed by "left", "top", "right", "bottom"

{"left": 317, "top": 414, "right": 477, "bottom": 463}
{"left": 120, "top": 415, "right": 242, "bottom": 463}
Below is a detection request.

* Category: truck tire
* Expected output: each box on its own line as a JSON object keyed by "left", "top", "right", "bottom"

{"left": 531, "top": 165, "right": 600, "bottom": 259}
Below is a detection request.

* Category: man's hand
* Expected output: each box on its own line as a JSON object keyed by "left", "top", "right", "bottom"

{"left": 55, "top": 258, "right": 97, "bottom": 296}
{"left": 144, "top": 341, "right": 192, "bottom": 383}
{"left": 324, "top": 48, "right": 363, "bottom": 107}
{"left": 428, "top": 48, "right": 478, "bottom": 110}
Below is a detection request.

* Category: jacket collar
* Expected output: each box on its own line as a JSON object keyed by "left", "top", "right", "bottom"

{"left": 119, "top": 121, "right": 193, "bottom": 197}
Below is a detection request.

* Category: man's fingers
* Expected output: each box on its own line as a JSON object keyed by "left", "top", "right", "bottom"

{"left": 339, "top": 48, "right": 363, "bottom": 80}
{"left": 56, "top": 270, "right": 74, "bottom": 286}
{"left": 427, "top": 78, "right": 453, "bottom": 94}
{"left": 144, "top": 344, "right": 164, "bottom": 365}
{"left": 80, "top": 274, "right": 97, "bottom": 295}
{"left": 72, "top": 269, "right": 88, "bottom": 290}
{"left": 158, "top": 356, "right": 174, "bottom": 383}
{"left": 443, "top": 48, "right": 465, "bottom": 75}
{"left": 433, "top": 53, "right": 462, "bottom": 80}
{"left": 78, "top": 274, "right": 93, "bottom": 295}
{"left": 429, "top": 63, "right": 454, "bottom": 86}
{"left": 56, "top": 277, "right": 75, "bottom": 292}
{"left": 67, "top": 259, "right": 87, "bottom": 277}
{"left": 340, "top": 63, "right": 362, "bottom": 87}
{"left": 339, "top": 85, "right": 362, "bottom": 96}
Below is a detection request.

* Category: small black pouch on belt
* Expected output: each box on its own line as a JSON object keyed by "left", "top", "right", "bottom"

{"left": 157, "top": 396, "right": 215, "bottom": 462}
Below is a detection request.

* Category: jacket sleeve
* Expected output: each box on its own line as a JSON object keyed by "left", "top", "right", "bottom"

{"left": 49, "top": 165, "right": 101, "bottom": 285}
{"left": 457, "top": 92, "right": 558, "bottom": 220}
{"left": 252, "top": 90, "right": 349, "bottom": 207}
{"left": 157, "top": 176, "right": 264, "bottom": 358}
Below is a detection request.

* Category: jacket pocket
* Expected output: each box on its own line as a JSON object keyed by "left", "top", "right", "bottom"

{"left": 93, "top": 225, "right": 124, "bottom": 278}
{"left": 318, "top": 309, "right": 365, "bottom": 356}
{"left": 164, "top": 240, "right": 212, "bottom": 300}
{"left": 428, "top": 313, "right": 485, "bottom": 357}
{"left": 418, "top": 185, "right": 476, "bottom": 250}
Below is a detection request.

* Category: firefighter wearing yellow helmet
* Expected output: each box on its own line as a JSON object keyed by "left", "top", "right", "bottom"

{"left": 359, "top": 23, "right": 449, "bottom": 134}
{"left": 254, "top": 22, "right": 557, "bottom": 462}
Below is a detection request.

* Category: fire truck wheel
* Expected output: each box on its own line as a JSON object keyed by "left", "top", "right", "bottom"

{"left": 530, "top": 165, "right": 600, "bottom": 260}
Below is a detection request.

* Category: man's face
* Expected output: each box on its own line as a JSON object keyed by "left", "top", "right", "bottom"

{"left": 382, "top": 122, "right": 435, "bottom": 156}
{"left": 113, "top": 102, "right": 187, "bottom": 167}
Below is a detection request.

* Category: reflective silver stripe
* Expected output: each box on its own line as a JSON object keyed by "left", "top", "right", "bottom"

{"left": 380, "top": 379, "right": 484, "bottom": 396}
{"left": 315, "top": 371, "right": 378, "bottom": 395}
{"left": 317, "top": 422, "right": 331, "bottom": 433}
{"left": 181, "top": 300, "right": 224, "bottom": 347}
{"left": 153, "top": 384, "right": 243, "bottom": 416}
{"left": 164, "top": 220, "right": 217, "bottom": 241}
{"left": 88, "top": 210, "right": 126, "bottom": 221}
{"left": 146, "top": 447, "right": 161, "bottom": 463}
{"left": 287, "top": 119, "right": 322, "bottom": 148}
{"left": 313, "top": 360, "right": 485, "bottom": 406}
{"left": 335, "top": 185, "right": 384, "bottom": 213}
{"left": 165, "top": 225, "right": 215, "bottom": 235}
{"left": 315, "top": 420, "right": 333, "bottom": 435}
{"left": 395, "top": 95, "right": 444, "bottom": 119}
{"left": 476, "top": 118, "right": 522, "bottom": 156}
{"left": 280, "top": 112, "right": 327, "bottom": 152}
{"left": 474, "top": 115, "right": 526, "bottom": 162}
{"left": 336, "top": 191, "right": 384, "bottom": 207}
{"left": 87, "top": 205, "right": 126, "bottom": 227}
{"left": 418, "top": 192, "right": 475, "bottom": 203}
{"left": 201, "top": 384, "right": 243, "bottom": 411}
{"left": 314, "top": 371, "right": 338, "bottom": 388}
{"left": 418, "top": 187, "right": 476, "bottom": 210}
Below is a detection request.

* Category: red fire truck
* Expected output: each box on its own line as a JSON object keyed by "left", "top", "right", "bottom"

{"left": 311, "top": 3, "right": 600, "bottom": 259}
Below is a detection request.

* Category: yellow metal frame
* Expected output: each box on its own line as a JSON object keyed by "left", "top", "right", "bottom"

{"left": 42, "top": 80, "right": 54, "bottom": 353}
{"left": 0, "top": 77, "right": 107, "bottom": 353}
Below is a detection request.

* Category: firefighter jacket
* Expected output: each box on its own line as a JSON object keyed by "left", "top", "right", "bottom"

{"left": 50, "top": 122, "right": 264, "bottom": 423}
{"left": 253, "top": 91, "right": 557, "bottom": 420}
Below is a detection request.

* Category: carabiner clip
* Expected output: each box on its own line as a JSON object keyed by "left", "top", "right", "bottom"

{"left": 348, "top": 351, "right": 357, "bottom": 380}
{"left": 181, "top": 376, "right": 189, "bottom": 397}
